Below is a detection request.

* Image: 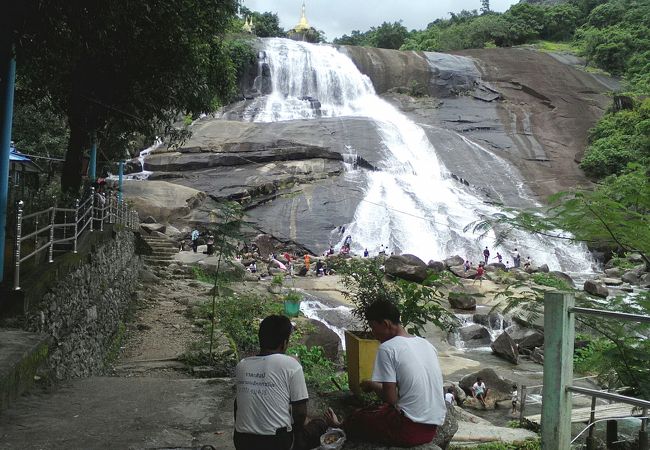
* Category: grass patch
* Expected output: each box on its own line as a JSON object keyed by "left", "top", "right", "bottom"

{"left": 526, "top": 40, "right": 582, "bottom": 54}
{"left": 531, "top": 273, "right": 571, "bottom": 290}
{"left": 449, "top": 438, "right": 540, "bottom": 450}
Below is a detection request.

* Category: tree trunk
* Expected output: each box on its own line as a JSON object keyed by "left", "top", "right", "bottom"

{"left": 61, "top": 116, "right": 85, "bottom": 195}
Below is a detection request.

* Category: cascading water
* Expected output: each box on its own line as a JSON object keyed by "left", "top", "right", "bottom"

{"left": 250, "top": 38, "right": 594, "bottom": 273}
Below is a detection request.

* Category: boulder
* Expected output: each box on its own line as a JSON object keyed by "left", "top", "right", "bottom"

{"left": 164, "top": 224, "right": 181, "bottom": 237}
{"left": 550, "top": 271, "right": 575, "bottom": 287}
{"left": 433, "top": 403, "right": 458, "bottom": 449}
{"left": 602, "top": 277, "right": 623, "bottom": 286}
{"left": 627, "top": 253, "right": 645, "bottom": 264}
{"left": 384, "top": 254, "right": 428, "bottom": 282}
{"left": 605, "top": 267, "right": 623, "bottom": 278}
{"left": 584, "top": 279, "right": 609, "bottom": 298}
{"left": 485, "top": 263, "right": 506, "bottom": 272}
{"left": 122, "top": 180, "right": 207, "bottom": 223}
{"left": 530, "top": 347, "right": 544, "bottom": 364}
{"left": 427, "top": 260, "right": 445, "bottom": 273}
{"left": 444, "top": 255, "right": 465, "bottom": 268}
{"left": 506, "top": 326, "right": 544, "bottom": 351}
{"left": 459, "top": 368, "right": 514, "bottom": 402}
{"left": 303, "top": 319, "right": 340, "bottom": 361}
{"left": 490, "top": 332, "right": 519, "bottom": 364}
{"left": 537, "top": 264, "right": 550, "bottom": 273}
{"left": 472, "top": 313, "right": 509, "bottom": 330}
{"left": 142, "top": 215, "right": 157, "bottom": 224}
{"left": 448, "top": 292, "right": 476, "bottom": 310}
{"left": 140, "top": 223, "right": 166, "bottom": 234}
{"left": 449, "top": 266, "right": 476, "bottom": 279}
{"left": 253, "top": 234, "right": 276, "bottom": 259}
{"left": 512, "top": 270, "right": 530, "bottom": 281}
{"left": 621, "top": 270, "right": 640, "bottom": 285}
{"left": 641, "top": 273, "right": 650, "bottom": 288}
{"left": 459, "top": 324, "right": 491, "bottom": 344}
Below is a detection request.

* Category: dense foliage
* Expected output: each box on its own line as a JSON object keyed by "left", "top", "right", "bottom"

{"left": 336, "top": 258, "right": 458, "bottom": 335}
{"left": 4, "top": 1, "right": 242, "bottom": 194}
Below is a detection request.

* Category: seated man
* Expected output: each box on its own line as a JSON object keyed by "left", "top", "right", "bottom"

{"left": 325, "top": 299, "right": 446, "bottom": 447}
{"left": 234, "top": 315, "right": 326, "bottom": 450}
{"left": 472, "top": 377, "right": 488, "bottom": 408}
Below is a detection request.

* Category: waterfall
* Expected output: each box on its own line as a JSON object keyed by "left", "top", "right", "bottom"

{"left": 251, "top": 38, "right": 594, "bottom": 273}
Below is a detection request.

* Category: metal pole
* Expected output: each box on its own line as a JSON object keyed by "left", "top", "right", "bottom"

{"left": 640, "top": 408, "right": 648, "bottom": 450}
{"left": 0, "top": 44, "right": 16, "bottom": 283}
{"left": 89, "top": 187, "right": 94, "bottom": 232}
{"left": 99, "top": 193, "right": 104, "bottom": 231}
{"left": 541, "top": 292, "right": 575, "bottom": 450}
{"left": 586, "top": 396, "right": 597, "bottom": 450}
{"left": 118, "top": 160, "right": 124, "bottom": 203}
{"left": 88, "top": 136, "right": 97, "bottom": 182}
{"left": 12, "top": 200, "right": 23, "bottom": 290}
{"left": 606, "top": 420, "right": 618, "bottom": 447}
{"left": 48, "top": 204, "right": 55, "bottom": 263}
{"left": 73, "top": 198, "right": 79, "bottom": 254}
{"left": 519, "top": 385, "right": 527, "bottom": 426}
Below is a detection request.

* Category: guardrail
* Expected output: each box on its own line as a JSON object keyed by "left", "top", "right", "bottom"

{"left": 541, "top": 292, "right": 650, "bottom": 449}
{"left": 12, "top": 187, "right": 139, "bottom": 290}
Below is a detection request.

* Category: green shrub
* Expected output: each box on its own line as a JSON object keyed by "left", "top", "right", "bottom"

{"left": 449, "top": 438, "right": 540, "bottom": 450}
{"left": 531, "top": 273, "right": 571, "bottom": 290}
{"left": 287, "top": 344, "right": 348, "bottom": 393}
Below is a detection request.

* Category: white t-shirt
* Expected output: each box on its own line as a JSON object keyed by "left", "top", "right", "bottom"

{"left": 235, "top": 354, "right": 309, "bottom": 435}
{"left": 473, "top": 381, "right": 486, "bottom": 395}
{"left": 445, "top": 392, "right": 455, "bottom": 405}
{"left": 372, "top": 336, "right": 446, "bottom": 425}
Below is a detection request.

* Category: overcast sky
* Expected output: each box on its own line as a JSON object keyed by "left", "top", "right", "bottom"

{"left": 241, "top": 0, "right": 520, "bottom": 41}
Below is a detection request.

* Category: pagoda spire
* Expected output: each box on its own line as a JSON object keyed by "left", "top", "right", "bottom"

{"left": 294, "top": 0, "right": 311, "bottom": 32}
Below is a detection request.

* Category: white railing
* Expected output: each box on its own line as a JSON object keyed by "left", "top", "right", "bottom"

{"left": 12, "top": 188, "right": 139, "bottom": 290}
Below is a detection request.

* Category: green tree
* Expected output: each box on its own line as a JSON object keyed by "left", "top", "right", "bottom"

{"left": 6, "top": 1, "right": 239, "bottom": 194}
{"left": 481, "top": 0, "right": 491, "bottom": 15}
{"left": 368, "top": 21, "right": 410, "bottom": 50}
{"left": 542, "top": 4, "right": 582, "bottom": 40}
{"left": 239, "top": 7, "right": 285, "bottom": 38}
{"left": 502, "top": 3, "right": 546, "bottom": 44}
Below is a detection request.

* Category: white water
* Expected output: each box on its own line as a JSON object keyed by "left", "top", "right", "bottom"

{"left": 250, "top": 38, "right": 595, "bottom": 273}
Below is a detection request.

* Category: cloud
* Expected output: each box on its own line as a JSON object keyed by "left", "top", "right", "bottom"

{"left": 242, "top": 0, "right": 519, "bottom": 41}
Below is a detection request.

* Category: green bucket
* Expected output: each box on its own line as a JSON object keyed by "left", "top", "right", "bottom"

{"left": 284, "top": 300, "right": 301, "bottom": 317}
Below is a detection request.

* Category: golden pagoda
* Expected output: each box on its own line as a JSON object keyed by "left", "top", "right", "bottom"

{"left": 288, "top": 1, "right": 319, "bottom": 42}
{"left": 293, "top": 1, "right": 311, "bottom": 33}
{"left": 242, "top": 16, "right": 254, "bottom": 34}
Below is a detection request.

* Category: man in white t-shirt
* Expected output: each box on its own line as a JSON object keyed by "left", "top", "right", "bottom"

{"left": 234, "top": 315, "right": 326, "bottom": 450}
{"left": 325, "top": 299, "right": 447, "bottom": 447}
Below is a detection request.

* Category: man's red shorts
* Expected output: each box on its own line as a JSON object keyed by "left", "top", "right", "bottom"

{"left": 343, "top": 403, "right": 438, "bottom": 447}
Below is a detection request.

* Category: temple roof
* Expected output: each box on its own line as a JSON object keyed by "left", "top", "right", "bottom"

{"left": 293, "top": 1, "right": 311, "bottom": 32}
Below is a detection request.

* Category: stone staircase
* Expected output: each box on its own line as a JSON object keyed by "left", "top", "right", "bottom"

{"left": 141, "top": 234, "right": 178, "bottom": 267}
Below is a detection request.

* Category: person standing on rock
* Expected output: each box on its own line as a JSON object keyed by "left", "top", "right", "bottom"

{"left": 233, "top": 315, "right": 327, "bottom": 450}
{"left": 324, "top": 299, "right": 446, "bottom": 447}
{"left": 493, "top": 252, "right": 503, "bottom": 264}
{"left": 191, "top": 228, "right": 199, "bottom": 253}
{"left": 512, "top": 248, "right": 521, "bottom": 268}
{"left": 303, "top": 253, "right": 310, "bottom": 273}
{"left": 363, "top": 248, "right": 369, "bottom": 258}
{"left": 474, "top": 264, "right": 485, "bottom": 285}
{"left": 483, "top": 247, "right": 490, "bottom": 264}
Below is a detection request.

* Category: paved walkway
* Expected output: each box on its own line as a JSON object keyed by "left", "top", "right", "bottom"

{"left": 0, "top": 377, "right": 235, "bottom": 449}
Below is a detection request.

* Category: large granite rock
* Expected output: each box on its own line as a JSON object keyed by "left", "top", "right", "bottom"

{"left": 384, "top": 254, "right": 428, "bottom": 282}
{"left": 122, "top": 180, "right": 206, "bottom": 224}
{"left": 448, "top": 292, "right": 476, "bottom": 310}
{"left": 459, "top": 368, "right": 514, "bottom": 402}
{"left": 427, "top": 260, "right": 445, "bottom": 273}
{"left": 550, "top": 271, "right": 575, "bottom": 287}
{"left": 584, "top": 279, "right": 609, "bottom": 298}
{"left": 459, "top": 324, "right": 491, "bottom": 344}
{"left": 303, "top": 319, "right": 340, "bottom": 361}
{"left": 490, "top": 332, "right": 519, "bottom": 364}
{"left": 443, "top": 255, "right": 465, "bottom": 268}
{"left": 506, "top": 326, "right": 544, "bottom": 351}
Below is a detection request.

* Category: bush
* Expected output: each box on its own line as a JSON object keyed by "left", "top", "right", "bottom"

{"left": 531, "top": 273, "right": 571, "bottom": 290}
{"left": 449, "top": 439, "right": 540, "bottom": 450}
{"left": 287, "top": 344, "right": 348, "bottom": 393}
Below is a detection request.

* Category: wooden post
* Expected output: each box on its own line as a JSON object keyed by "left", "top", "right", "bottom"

{"left": 639, "top": 408, "right": 648, "bottom": 450}
{"left": 586, "top": 396, "right": 597, "bottom": 450}
{"left": 541, "top": 292, "right": 575, "bottom": 450}
{"left": 519, "top": 385, "right": 527, "bottom": 426}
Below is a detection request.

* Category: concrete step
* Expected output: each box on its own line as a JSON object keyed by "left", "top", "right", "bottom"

{"left": 142, "top": 258, "right": 174, "bottom": 267}
{"left": 0, "top": 330, "right": 50, "bottom": 411}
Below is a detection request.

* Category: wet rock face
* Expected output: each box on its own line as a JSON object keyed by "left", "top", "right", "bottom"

{"left": 448, "top": 292, "right": 476, "bottom": 310}
{"left": 490, "top": 332, "right": 519, "bottom": 365}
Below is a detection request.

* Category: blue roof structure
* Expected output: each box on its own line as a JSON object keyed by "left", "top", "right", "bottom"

{"left": 10, "top": 146, "right": 32, "bottom": 162}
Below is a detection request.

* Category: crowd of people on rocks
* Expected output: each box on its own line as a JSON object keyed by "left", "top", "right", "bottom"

{"left": 463, "top": 246, "right": 538, "bottom": 283}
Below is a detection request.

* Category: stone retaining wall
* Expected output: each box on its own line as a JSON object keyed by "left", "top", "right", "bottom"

{"left": 24, "top": 230, "right": 140, "bottom": 380}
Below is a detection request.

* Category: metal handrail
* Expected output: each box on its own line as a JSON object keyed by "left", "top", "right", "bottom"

{"left": 568, "top": 386, "right": 650, "bottom": 409}
{"left": 570, "top": 307, "right": 650, "bottom": 323}
{"left": 12, "top": 191, "right": 140, "bottom": 290}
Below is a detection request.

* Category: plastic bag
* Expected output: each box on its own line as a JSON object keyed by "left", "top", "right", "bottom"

{"left": 319, "top": 427, "right": 346, "bottom": 450}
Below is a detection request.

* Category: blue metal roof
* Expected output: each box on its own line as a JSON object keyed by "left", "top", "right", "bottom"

{"left": 9, "top": 146, "right": 32, "bottom": 163}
